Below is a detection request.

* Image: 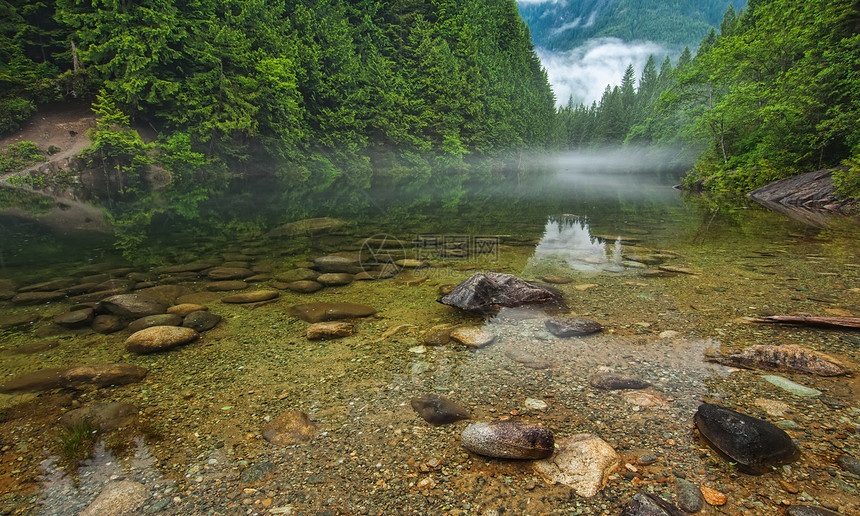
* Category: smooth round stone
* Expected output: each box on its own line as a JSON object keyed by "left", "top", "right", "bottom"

{"left": 313, "top": 255, "right": 361, "bottom": 274}
{"left": 541, "top": 275, "right": 573, "bottom": 284}
{"left": 287, "top": 302, "right": 377, "bottom": 323}
{"left": 504, "top": 349, "right": 552, "bottom": 369}
{"left": 80, "top": 480, "right": 146, "bottom": 516}
{"left": 91, "top": 314, "right": 126, "bottom": 334}
{"left": 221, "top": 290, "right": 279, "bottom": 304}
{"left": 411, "top": 394, "right": 470, "bottom": 425}
{"left": 167, "top": 303, "right": 208, "bottom": 317}
{"left": 125, "top": 326, "right": 199, "bottom": 354}
{"left": 316, "top": 273, "right": 353, "bottom": 286}
{"left": 0, "top": 367, "right": 69, "bottom": 393}
{"left": 589, "top": 373, "right": 650, "bottom": 390}
{"left": 524, "top": 398, "right": 548, "bottom": 411}
{"left": 284, "top": 280, "right": 324, "bottom": 293}
{"left": 449, "top": 327, "right": 495, "bottom": 348}
{"left": 52, "top": 308, "right": 95, "bottom": 329}
{"left": 422, "top": 329, "right": 452, "bottom": 346}
{"left": 182, "top": 311, "right": 221, "bottom": 332}
{"left": 206, "top": 280, "right": 248, "bottom": 291}
{"left": 60, "top": 363, "right": 148, "bottom": 389}
{"left": 306, "top": 321, "right": 355, "bottom": 340}
{"left": 533, "top": 434, "right": 620, "bottom": 497}
{"left": 207, "top": 267, "right": 253, "bottom": 280}
{"left": 786, "top": 505, "right": 846, "bottom": 516}
{"left": 60, "top": 402, "right": 138, "bottom": 431}
{"left": 462, "top": 420, "right": 554, "bottom": 459}
{"left": 135, "top": 285, "right": 193, "bottom": 305}
{"left": 545, "top": 317, "right": 602, "bottom": 337}
{"left": 694, "top": 403, "right": 800, "bottom": 474}
{"left": 126, "top": 314, "right": 183, "bottom": 333}
{"left": 99, "top": 294, "right": 166, "bottom": 318}
{"left": 675, "top": 478, "right": 704, "bottom": 513}
{"left": 262, "top": 411, "right": 317, "bottom": 445}
{"left": 12, "top": 291, "right": 66, "bottom": 305}
{"left": 0, "top": 313, "right": 39, "bottom": 329}
{"left": 245, "top": 274, "right": 271, "bottom": 282}
{"left": 394, "top": 259, "right": 427, "bottom": 268}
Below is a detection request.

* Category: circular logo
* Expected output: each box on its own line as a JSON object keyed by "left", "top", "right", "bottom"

{"left": 359, "top": 234, "right": 406, "bottom": 275}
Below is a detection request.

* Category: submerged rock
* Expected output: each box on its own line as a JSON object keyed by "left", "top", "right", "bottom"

{"left": 287, "top": 302, "right": 377, "bottom": 323}
{"left": 313, "top": 255, "right": 361, "bottom": 274}
{"left": 80, "top": 480, "right": 147, "bottom": 516}
{"left": 0, "top": 367, "right": 69, "bottom": 393}
{"left": 461, "top": 420, "right": 554, "bottom": 459}
{"left": 60, "top": 402, "right": 139, "bottom": 431}
{"left": 316, "top": 273, "right": 354, "bottom": 286}
{"left": 545, "top": 317, "right": 602, "bottom": 337}
{"left": 91, "top": 314, "right": 126, "bottom": 334}
{"left": 706, "top": 345, "right": 847, "bottom": 376}
{"left": 207, "top": 267, "right": 253, "bottom": 280}
{"left": 221, "top": 290, "right": 279, "bottom": 304}
{"left": 99, "top": 294, "right": 166, "bottom": 319}
{"left": 422, "top": 329, "right": 452, "bottom": 346}
{"left": 437, "top": 272, "right": 564, "bottom": 313}
{"left": 262, "top": 411, "right": 317, "bottom": 445}
{"left": 167, "top": 303, "right": 207, "bottom": 317}
{"left": 126, "top": 313, "right": 183, "bottom": 333}
{"left": 0, "top": 313, "right": 39, "bottom": 329}
{"left": 283, "top": 280, "right": 324, "bottom": 293}
{"left": 125, "top": 326, "right": 199, "bottom": 353}
{"left": 306, "top": 321, "right": 355, "bottom": 340}
{"left": 785, "top": 506, "right": 844, "bottom": 516}
{"left": 449, "top": 327, "right": 495, "bottom": 348}
{"left": 60, "top": 364, "right": 148, "bottom": 389}
{"left": 206, "top": 280, "right": 248, "bottom": 291}
{"left": 620, "top": 493, "right": 685, "bottom": 516}
{"left": 590, "top": 373, "right": 650, "bottom": 390}
{"left": 53, "top": 308, "right": 94, "bottom": 329}
{"left": 411, "top": 394, "right": 471, "bottom": 425}
{"left": 182, "top": 311, "right": 221, "bottom": 332}
{"left": 694, "top": 403, "right": 800, "bottom": 474}
{"left": 763, "top": 375, "right": 822, "bottom": 397}
{"left": 12, "top": 291, "right": 66, "bottom": 305}
{"left": 674, "top": 478, "right": 704, "bottom": 513}
{"left": 533, "top": 434, "right": 621, "bottom": 497}
{"left": 504, "top": 349, "right": 553, "bottom": 369}
{"left": 266, "top": 217, "right": 348, "bottom": 237}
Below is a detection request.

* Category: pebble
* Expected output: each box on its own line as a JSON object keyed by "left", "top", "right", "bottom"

{"left": 262, "top": 411, "right": 316, "bottom": 445}
{"left": 755, "top": 398, "right": 791, "bottom": 417}
{"left": 125, "top": 326, "right": 200, "bottom": 353}
{"left": 461, "top": 420, "right": 554, "bottom": 459}
{"left": 449, "top": 327, "right": 495, "bottom": 348}
{"left": 222, "top": 290, "right": 279, "bottom": 304}
{"left": 700, "top": 486, "right": 727, "bottom": 506}
{"left": 544, "top": 317, "right": 602, "bottom": 337}
{"left": 533, "top": 434, "right": 620, "bottom": 497}
{"left": 411, "top": 394, "right": 470, "bottom": 425}
{"left": 524, "top": 398, "right": 548, "bottom": 411}
{"left": 306, "top": 321, "right": 355, "bottom": 340}
{"left": 675, "top": 478, "right": 704, "bottom": 513}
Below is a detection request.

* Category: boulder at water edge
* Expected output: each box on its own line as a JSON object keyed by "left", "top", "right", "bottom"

{"left": 533, "top": 434, "right": 621, "bottom": 497}
{"left": 411, "top": 394, "right": 471, "bottom": 425}
{"left": 461, "top": 420, "right": 554, "bottom": 459}
{"left": 125, "top": 326, "right": 199, "bottom": 354}
{"left": 694, "top": 403, "right": 800, "bottom": 474}
{"left": 438, "top": 272, "right": 564, "bottom": 313}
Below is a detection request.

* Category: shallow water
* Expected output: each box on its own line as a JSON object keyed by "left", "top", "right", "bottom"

{"left": 0, "top": 170, "right": 858, "bottom": 515}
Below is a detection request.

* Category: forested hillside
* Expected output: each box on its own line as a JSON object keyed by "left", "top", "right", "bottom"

{"left": 519, "top": 0, "right": 744, "bottom": 52}
{"left": 557, "top": 0, "right": 860, "bottom": 197}
{"left": 1, "top": 0, "right": 556, "bottom": 187}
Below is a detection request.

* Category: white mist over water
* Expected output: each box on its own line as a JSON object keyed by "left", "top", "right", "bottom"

{"left": 536, "top": 38, "right": 668, "bottom": 106}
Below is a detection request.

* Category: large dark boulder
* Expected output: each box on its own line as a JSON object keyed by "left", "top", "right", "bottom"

{"left": 437, "top": 272, "right": 564, "bottom": 313}
{"left": 694, "top": 403, "right": 800, "bottom": 474}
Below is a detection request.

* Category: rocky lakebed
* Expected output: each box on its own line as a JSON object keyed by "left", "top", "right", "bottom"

{"left": 0, "top": 215, "right": 858, "bottom": 516}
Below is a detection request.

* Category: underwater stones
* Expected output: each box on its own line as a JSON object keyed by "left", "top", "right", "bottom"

{"left": 126, "top": 313, "right": 183, "bottom": 333}
{"left": 461, "top": 420, "right": 554, "bottom": 459}
{"left": 207, "top": 267, "right": 253, "bottom": 280}
{"left": 275, "top": 268, "right": 320, "bottom": 282}
{"left": 0, "top": 367, "right": 68, "bottom": 393}
{"left": 545, "top": 317, "right": 602, "bottom": 337}
{"left": 60, "top": 363, "right": 148, "bottom": 389}
{"left": 221, "top": 290, "right": 279, "bottom": 304}
{"left": 99, "top": 294, "right": 166, "bottom": 319}
{"left": 411, "top": 394, "right": 471, "bottom": 425}
{"left": 620, "top": 493, "right": 684, "bottom": 516}
{"left": 306, "top": 321, "right": 355, "bottom": 340}
{"left": 125, "top": 326, "right": 199, "bottom": 354}
{"left": 504, "top": 349, "right": 553, "bottom": 369}
{"left": 785, "top": 506, "right": 844, "bottom": 516}
{"left": 262, "top": 411, "right": 317, "bottom": 445}
{"left": 589, "top": 373, "right": 650, "bottom": 391}
{"left": 837, "top": 455, "right": 860, "bottom": 475}
{"left": 12, "top": 291, "right": 66, "bottom": 305}
{"left": 623, "top": 254, "right": 668, "bottom": 266}
{"left": 700, "top": 486, "right": 727, "bottom": 506}
{"left": 92, "top": 314, "right": 126, "bottom": 334}
{"left": 60, "top": 402, "right": 139, "bottom": 431}
{"left": 313, "top": 255, "right": 362, "bottom": 274}
{"left": 394, "top": 259, "right": 427, "bottom": 268}
{"left": 0, "top": 313, "right": 39, "bottom": 329}
{"left": 177, "top": 292, "right": 221, "bottom": 305}
{"left": 422, "top": 329, "right": 452, "bottom": 346}
{"left": 533, "top": 434, "right": 621, "bottom": 498}
{"left": 287, "top": 302, "right": 377, "bottom": 323}
{"left": 135, "top": 285, "right": 193, "bottom": 305}
{"left": 182, "top": 311, "right": 221, "bottom": 332}
{"left": 80, "top": 480, "right": 147, "bottom": 516}
{"left": 282, "top": 280, "right": 324, "bottom": 293}
{"left": 763, "top": 375, "right": 822, "bottom": 397}
{"left": 266, "top": 216, "right": 348, "bottom": 237}
{"left": 706, "top": 345, "right": 847, "bottom": 376}
{"left": 316, "top": 273, "right": 354, "bottom": 286}
{"left": 694, "top": 403, "right": 800, "bottom": 474}
{"left": 449, "top": 327, "right": 495, "bottom": 348}
{"left": 674, "top": 478, "right": 704, "bottom": 513}
{"left": 206, "top": 280, "right": 248, "bottom": 291}
{"left": 18, "top": 278, "right": 75, "bottom": 292}
{"left": 11, "top": 339, "right": 59, "bottom": 354}
{"left": 437, "top": 272, "right": 564, "bottom": 313}
{"left": 541, "top": 275, "right": 573, "bottom": 284}
{"left": 167, "top": 303, "right": 207, "bottom": 317}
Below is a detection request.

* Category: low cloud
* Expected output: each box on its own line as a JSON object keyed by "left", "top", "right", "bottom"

{"left": 537, "top": 37, "right": 667, "bottom": 106}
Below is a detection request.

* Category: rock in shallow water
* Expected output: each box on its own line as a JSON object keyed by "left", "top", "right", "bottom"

{"left": 533, "top": 434, "right": 620, "bottom": 497}
{"left": 221, "top": 290, "right": 279, "bottom": 304}
{"left": 706, "top": 345, "right": 847, "bottom": 376}
{"left": 545, "top": 317, "right": 602, "bottom": 337}
{"left": 411, "top": 394, "right": 470, "bottom": 425}
{"left": 262, "top": 411, "right": 316, "bottom": 445}
{"left": 437, "top": 272, "right": 564, "bottom": 313}
{"left": 461, "top": 420, "right": 554, "bottom": 459}
{"left": 287, "top": 302, "right": 377, "bottom": 323}
{"left": 589, "top": 373, "right": 650, "bottom": 390}
{"left": 785, "top": 506, "right": 845, "bottom": 516}
{"left": 126, "top": 313, "right": 183, "bottom": 333}
{"left": 674, "top": 478, "right": 704, "bottom": 513}
{"left": 182, "top": 311, "right": 221, "bottom": 332}
{"left": 449, "top": 327, "right": 495, "bottom": 348}
{"left": 99, "top": 294, "right": 166, "bottom": 318}
{"left": 125, "top": 326, "right": 199, "bottom": 353}
{"left": 306, "top": 321, "right": 355, "bottom": 340}
{"left": 80, "top": 480, "right": 147, "bottom": 516}
{"left": 60, "top": 402, "right": 138, "bottom": 431}
{"left": 620, "top": 493, "right": 684, "bottom": 516}
{"left": 694, "top": 403, "right": 800, "bottom": 474}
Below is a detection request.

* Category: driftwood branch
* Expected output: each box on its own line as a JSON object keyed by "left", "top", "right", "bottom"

{"left": 753, "top": 315, "right": 860, "bottom": 330}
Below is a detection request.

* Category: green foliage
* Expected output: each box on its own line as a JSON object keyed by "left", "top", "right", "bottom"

{"left": 0, "top": 141, "right": 46, "bottom": 174}
{"left": 833, "top": 158, "right": 860, "bottom": 199}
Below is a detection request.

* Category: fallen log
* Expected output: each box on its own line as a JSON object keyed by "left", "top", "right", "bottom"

{"left": 753, "top": 315, "right": 860, "bottom": 330}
